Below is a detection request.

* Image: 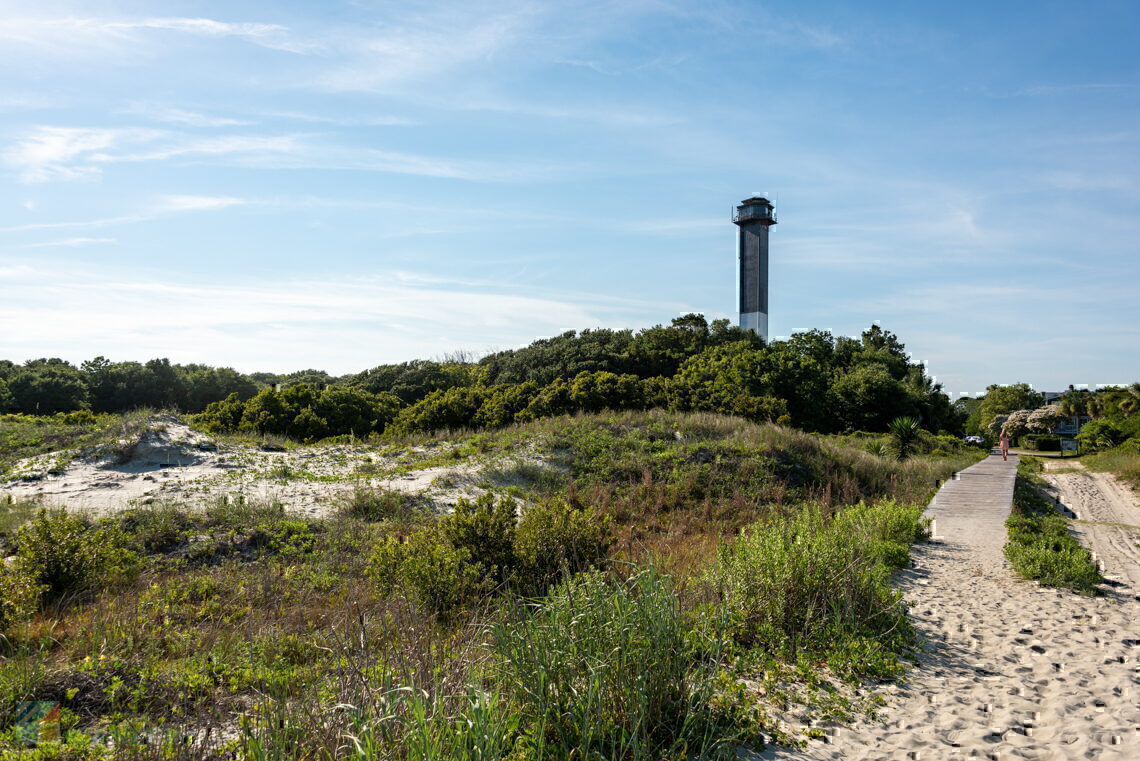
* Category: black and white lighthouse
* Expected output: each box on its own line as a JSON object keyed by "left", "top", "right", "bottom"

{"left": 732, "top": 195, "right": 776, "bottom": 341}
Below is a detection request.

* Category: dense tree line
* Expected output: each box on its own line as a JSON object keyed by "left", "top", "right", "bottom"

{"left": 0, "top": 358, "right": 262, "bottom": 415}
{"left": 959, "top": 382, "right": 1140, "bottom": 451}
{"left": 3, "top": 316, "right": 965, "bottom": 438}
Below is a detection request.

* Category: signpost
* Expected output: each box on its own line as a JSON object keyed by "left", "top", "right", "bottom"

{"left": 1061, "top": 439, "right": 1078, "bottom": 457}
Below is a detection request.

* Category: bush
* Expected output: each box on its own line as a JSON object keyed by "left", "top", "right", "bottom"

{"left": 493, "top": 569, "right": 734, "bottom": 760}
{"left": 0, "top": 561, "right": 44, "bottom": 633}
{"left": 15, "top": 510, "right": 139, "bottom": 602}
{"left": 514, "top": 499, "right": 613, "bottom": 592}
{"left": 1004, "top": 468, "right": 1101, "bottom": 594}
{"left": 196, "top": 385, "right": 400, "bottom": 440}
{"left": 1021, "top": 434, "right": 1061, "bottom": 452}
{"left": 368, "top": 534, "right": 491, "bottom": 619}
{"left": 439, "top": 493, "right": 518, "bottom": 586}
{"left": 368, "top": 492, "right": 614, "bottom": 617}
{"left": 1076, "top": 419, "right": 1127, "bottom": 452}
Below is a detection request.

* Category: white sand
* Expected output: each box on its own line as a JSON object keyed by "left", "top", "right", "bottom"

{"left": 0, "top": 418, "right": 534, "bottom": 516}
{"left": 755, "top": 454, "right": 1140, "bottom": 760}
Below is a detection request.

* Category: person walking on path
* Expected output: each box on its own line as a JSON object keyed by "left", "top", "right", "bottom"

{"left": 999, "top": 430, "right": 1011, "bottom": 461}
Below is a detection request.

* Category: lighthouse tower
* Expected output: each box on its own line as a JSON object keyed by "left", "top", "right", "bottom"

{"left": 732, "top": 195, "right": 776, "bottom": 341}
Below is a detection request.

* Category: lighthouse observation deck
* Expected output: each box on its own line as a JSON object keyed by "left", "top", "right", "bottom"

{"left": 733, "top": 201, "right": 777, "bottom": 225}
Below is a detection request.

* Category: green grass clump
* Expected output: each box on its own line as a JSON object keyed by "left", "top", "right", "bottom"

{"left": 1004, "top": 463, "right": 1101, "bottom": 595}
{"left": 708, "top": 499, "right": 924, "bottom": 678}
{"left": 493, "top": 568, "right": 743, "bottom": 760}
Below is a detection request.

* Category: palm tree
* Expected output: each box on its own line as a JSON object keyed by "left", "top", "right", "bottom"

{"left": 888, "top": 416, "right": 921, "bottom": 462}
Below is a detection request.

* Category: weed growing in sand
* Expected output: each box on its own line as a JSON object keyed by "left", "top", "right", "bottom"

{"left": 1005, "top": 462, "right": 1101, "bottom": 595}
{"left": 335, "top": 483, "right": 422, "bottom": 521}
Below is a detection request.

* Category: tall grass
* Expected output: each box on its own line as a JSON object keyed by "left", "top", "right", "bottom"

{"left": 709, "top": 499, "right": 924, "bottom": 676}
{"left": 493, "top": 568, "right": 738, "bottom": 761}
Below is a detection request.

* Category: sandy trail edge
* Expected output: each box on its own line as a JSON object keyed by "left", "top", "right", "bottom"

{"left": 753, "top": 454, "right": 1140, "bottom": 761}
{"left": 1040, "top": 461, "right": 1140, "bottom": 593}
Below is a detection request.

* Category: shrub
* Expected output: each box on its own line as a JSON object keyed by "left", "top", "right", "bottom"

{"left": 1005, "top": 468, "right": 1101, "bottom": 594}
{"left": 367, "top": 533, "right": 491, "bottom": 618}
{"left": 116, "top": 504, "right": 195, "bottom": 554}
{"left": 1076, "top": 419, "right": 1127, "bottom": 451}
{"left": 368, "top": 492, "right": 615, "bottom": 616}
{"left": 0, "top": 561, "right": 44, "bottom": 633}
{"left": 514, "top": 498, "right": 613, "bottom": 592}
{"left": 1021, "top": 434, "right": 1061, "bottom": 451}
{"left": 887, "top": 416, "right": 921, "bottom": 461}
{"left": 253, "top": 519, "right": 319, "bottom": 557}
{"left": 438, "top": 493, "right": 518, "bottom": 586}
{"left": 15, "top": 510, "right": 139, "bottom": 602}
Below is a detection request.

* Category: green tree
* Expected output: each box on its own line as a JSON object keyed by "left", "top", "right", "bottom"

{"left": 346, "top": 359, "right": 473, "bottom": 404}
{"left": 832, "top": 364, "right": 913, "bottom": 431}
{"left": 7, "top": 363, "right": 89, "bottom": 414}
{"left": 568, "top": 371, "right": 645, "bottom": 414}
{"left": 479, "top": 328, "right": 636, "bottom": 386}
{"left": 81, "top": 358, "right": 165, "bottom": 412}
{"left": 978, "top": 383, "right": 1043, "bottom": 434}
{"left": 180, "top": 365, "right": 258, "bottom": 412}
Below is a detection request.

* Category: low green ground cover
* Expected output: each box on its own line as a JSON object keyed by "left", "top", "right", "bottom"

{"left": 1004, "top": 459, "right": 1101, "bottom": 595}
{"left": 0, "top": 411, "right": 981, "bottom": 759}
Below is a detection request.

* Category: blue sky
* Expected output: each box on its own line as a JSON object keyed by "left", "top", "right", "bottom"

{"left": 1, "top": 0, "right": 1137, "bottom": 396}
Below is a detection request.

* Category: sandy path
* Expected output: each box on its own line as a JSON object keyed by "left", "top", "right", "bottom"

{"left": 1040, "top": 461, "right": 1140, "bottom": 592}
{"left": 756, "top": 454, "right": 1140, "bottom": 760}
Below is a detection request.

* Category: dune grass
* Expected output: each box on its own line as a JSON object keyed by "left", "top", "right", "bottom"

{"left": 0, "top": 410, "right": 980, "bottom": 758}
{"left": 1082, "top": 446, "right": 1140, "bottom": 489}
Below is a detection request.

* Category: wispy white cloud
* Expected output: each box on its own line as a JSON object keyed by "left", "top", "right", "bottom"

{"left": 122, "top": 105, "right": 255, "bottom": 127}
{"left": 0, "top": 262, "right": 647, "bottom": 372}
{"left": 0, "top": 16, "right": 314, "bottom": 56}
{"left": 156, "top": 195, "right": 248, "bottom": 212}
{"left": 0, "top": 194, "right": 249, "bottom": 234}
{"left": 2, "top": 125, "right": 576, "bottom": 183}
{"left": 259, "top": 111, "right": 418, "bottom": 127}
{"left": 17, "top": 236, "right": 114, "bottom": 248}
{"left": 0, "top": 126, "right": 159, "bottom": 182}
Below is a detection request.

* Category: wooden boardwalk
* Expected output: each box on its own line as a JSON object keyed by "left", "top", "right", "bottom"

{"left": 925, "top": 453, "right": 1019, "bottom": 555}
